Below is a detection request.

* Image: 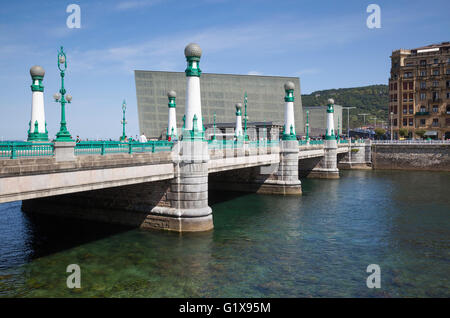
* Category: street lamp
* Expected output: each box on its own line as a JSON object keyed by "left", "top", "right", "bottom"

{"left": 305, "top": 110, "right": 310, "bottom": 143}
{"left": 390, "top": 112, "right": 394, "bottom": 141}
{"left": 244, "top": 91, "right": 248, "bottom": 141}
{"left": 120, "top": 99, "right": 127, "bottom": 141}
{"left": 342, "top": 106, "right": 356, "bottom": 138}
{"left": 358, "top": 113, "right": 369, "bottom": 128}
{"left": 54, "top": 46, "right": 73, "bottom": 141}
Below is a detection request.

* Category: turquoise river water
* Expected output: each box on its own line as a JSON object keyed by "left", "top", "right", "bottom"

{"left": 0, "top": 170, "right": 449, "bottom": 297}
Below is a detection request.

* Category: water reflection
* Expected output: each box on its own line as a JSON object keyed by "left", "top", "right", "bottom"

{"left": 0, "top": 170, "right": 449, "bottom": 297}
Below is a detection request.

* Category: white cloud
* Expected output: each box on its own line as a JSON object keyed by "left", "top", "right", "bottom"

{"left": 67, "top": 14, "right": 364, "bottom": 77}
{"left": 247, "top": 71, "right": 263, "bottom": 75}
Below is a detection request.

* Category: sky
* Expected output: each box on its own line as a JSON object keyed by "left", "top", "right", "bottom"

{"left": 0, "top": 0, "right": 449, "bottom": 140}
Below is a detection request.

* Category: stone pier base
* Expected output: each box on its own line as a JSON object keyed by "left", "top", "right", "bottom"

{"left": 308, "top": 139, "right": 339, "bottom": 179}
{"left": 255, "top": 180, "right": 302, "bottom": 195}
{"left": 307, "top": 168, "right": 340, "bottom": 179}
{"left": 144, "top": 210, "right": 213, "bottom": 232}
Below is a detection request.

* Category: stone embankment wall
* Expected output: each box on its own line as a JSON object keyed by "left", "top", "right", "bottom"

{"left": 371, "top": 144, "right": 450, "bottom": 171}
{"left": 338, "top": 142, "right": 372, "bottom": 170}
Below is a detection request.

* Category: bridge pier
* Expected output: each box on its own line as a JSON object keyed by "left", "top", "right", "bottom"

{"left": 307, "top": 139, "right": 340, "bottom": 179}
{"left": 257, "top": 140, "right": 302, "bottom": 195}
{"left": 151, "top": 140, "right": 213, "bottom": 232}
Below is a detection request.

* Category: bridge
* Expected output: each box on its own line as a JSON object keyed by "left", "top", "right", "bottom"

{"left": 0, "top": 43, "right": 372, "bottom": 232}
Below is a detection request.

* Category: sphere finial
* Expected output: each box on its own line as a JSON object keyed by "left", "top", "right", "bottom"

{"left": 30, "top": 65, "right": 45, "bottom": 78}
{"left": 167, "top": 90, "right": 176, "bottom": 98}
{"left": 328, "top": 98, "right": 335, "bottom": 105}
{"left": 284, "top": 81, "right": 295, "bottom": 91}
{"left": 184, "top": 43, "right": 202, "bottom": 58}
{"left": 235, "top": 103, "right": 242, "bottom": 111}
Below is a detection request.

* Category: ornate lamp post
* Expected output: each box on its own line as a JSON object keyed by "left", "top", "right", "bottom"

{"left": 305, "top": 110, "right": 310, "bottom": 143}
{"left": 212, "top": 112, "right": 217, "bottom": 141}
{"left": 120, "top": 99, "right": 127, "bottom": 141}
{"left": 54, "top": 46, "right": 73, "bottom": 141}
{"left": 244, "top": 91, "right": 248, "bottom": 141}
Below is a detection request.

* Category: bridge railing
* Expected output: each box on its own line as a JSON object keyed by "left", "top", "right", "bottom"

{"left": 208, "top": 139, "right": 279, "bottom": 150}
{"left": 74, "top": 141, "right": 174, "bottom": 156}
{"left": 298, "top": 140, "right": 324, "bottom": 146}
{"left": 0, "top": 142, "right": 54, "bottom": 159}
{"left": 371, "top": 140, "right": 450, "bottom": 145}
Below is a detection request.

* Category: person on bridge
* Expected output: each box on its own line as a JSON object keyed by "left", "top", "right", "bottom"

{"left": 139, "top": 133, "right": 147, "bottom": 143}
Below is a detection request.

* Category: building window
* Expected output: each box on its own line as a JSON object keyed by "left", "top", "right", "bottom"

{"left": 447, "top": 118, "right": 450, "bottom": 126}
{"left": 409, "top": 82, "right": 413, "bottom": 90}
{"left": 447, "top": 69, "right": 450, "bottom": 75}
{"left": 420, "top": 119, "right": 426, "bottom": 126}
{"left": 409, "top": 118, "right": 413, "bottom": 126}
{"left": 433, "top": 58, "right": 439, "bottom": 64}
{"left": 403, "top": 93, "right": 407, "bottom": 102}
{"left": 420, "top": 106, "right": 427, "bottom": 113}
{"left": 433, "top": 81, "right": 439, "bottom": 87}
{"left": 409, "top": 93, "right": 414, "bottom": 101}
{"left": 409, "top": 105, "right": 414, "bottom": 114}
{"left": 432, "top": 118, "right": 439, "bottom": 127}
{"left": 420, "top": 82, "right": 426, "bottom": 89}
{"left": 447, "top": 105, "right": 450, "bottom": 114}
{"left": 403, "top": 82, "right": 407, "bottom": 90}
{"left": 420, "top": 70, "right": 426, "bottom": 76}
{"left": 403, "top": 118, "right": 407, "bottom": 126}
{"left": 394, "top": 83, "right": 398, "bottom": 90}
{"left": 420, "top": 60, "right": 426, "bottom": 66}
{"left": 447, "top": 92, "right": 450, "bottom": 99}
{"left": 403, "top": 105, "right": 407, "bottom": 114}
{"left": 393, "top": 119, "right": 397, "bottom": 126}
{"left": 433, "top": 69, "right": 440, "bottom": 76}
{"left": 447, "top": 81, "right": 450, "bottom": 88}
{"left": 420, "top": 93, "right": 426, "bottom": 100}
{"left": 432, "top": 92, "right": 439, "bottom": 101}
{"left": 432, "top": 105, "right": 439, "bottom": 113}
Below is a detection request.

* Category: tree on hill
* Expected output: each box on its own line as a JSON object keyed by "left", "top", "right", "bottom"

{"left": 301, "top": 84, "right": 388, "bottom": 130}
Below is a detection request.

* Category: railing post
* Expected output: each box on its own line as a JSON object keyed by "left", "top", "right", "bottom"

{"left": 101, "top": 142, "right": 105, "bottom": 155}
{"left": 10, "top": 144, "right": 16, "bottom": 159}
{"left": 152, "top": 142, "right": 155, "bottom": 153}
{"left": 128, "top": 142, "right": 132, "bottom": 154}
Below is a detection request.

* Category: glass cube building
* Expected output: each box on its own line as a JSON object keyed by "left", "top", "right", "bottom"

{"left": 134, "top": 71, "right": 303, "bottom": 138}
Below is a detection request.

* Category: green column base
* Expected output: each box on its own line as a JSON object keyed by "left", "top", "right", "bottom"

{"left": 27, "top": 132, "right": 49, "bottom": 142}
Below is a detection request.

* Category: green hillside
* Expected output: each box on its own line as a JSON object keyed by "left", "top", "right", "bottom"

{"left": 301, "top": 84, "right": 388, "bottom": 130}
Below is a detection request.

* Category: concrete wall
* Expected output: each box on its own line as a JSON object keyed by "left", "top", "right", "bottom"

{"left": 302, "top": 105, "right": 343, "bottom": 137}
{"left": 371, "top": 144, "right": 450, "bottom": 171}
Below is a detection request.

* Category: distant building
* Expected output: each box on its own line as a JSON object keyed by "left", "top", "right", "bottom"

{"left": 302, "top": 105, "right": 343, "bottom": 137}
{"left": 134, "top": 71, "right": 303, "bottom": 138}
{"left": 389, "top": 42, "right": 450, "bottom": 139}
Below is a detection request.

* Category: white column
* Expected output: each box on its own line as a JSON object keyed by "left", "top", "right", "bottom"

{"left": 326, "top": 98, "right": 335, "bottom": 139}
{"left": 185, "top": 76, "right": 202, "bottom": 130}
{"left": 167, "top": 90, "right": 177, "bottom": 139}
{"left": 184, "top": 43, "right": 203, "bottom": 133}
{"left": 235, "top": 103, "right": 243, "bottom": 137}
{"left": 284, "top": 100, "right": 295, "bottom": 134}
{"left": 28, "top": 65, "right": 48, "bottom": 141}
{"left": 283, "top": 82, "right": 296, "bottom": 140}
{"left": 31, "top": 90, "right": 46, "bottom": 134}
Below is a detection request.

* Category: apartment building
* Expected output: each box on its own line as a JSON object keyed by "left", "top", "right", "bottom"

{"left": 389, "top": 42, "right": 450, "bottom": 139}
